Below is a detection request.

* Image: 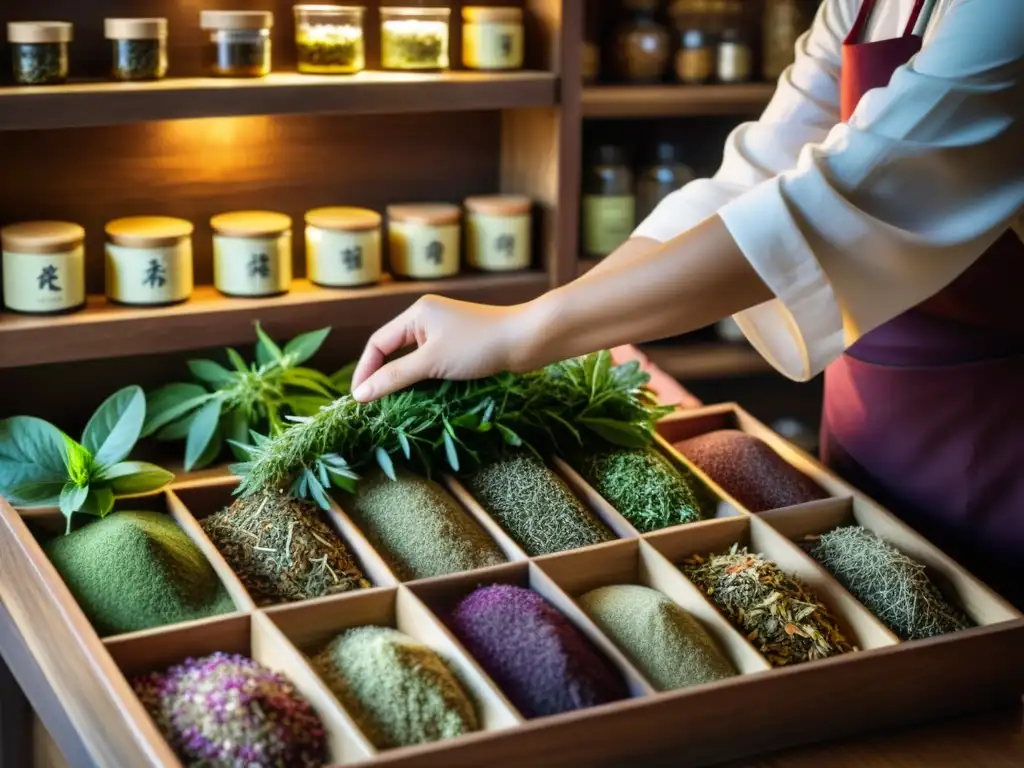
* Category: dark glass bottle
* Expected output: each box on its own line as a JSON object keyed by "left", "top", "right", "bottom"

{"left": 636, "top": 142, "right": 696, "bottom": 223}
{"left": 582, "top": 144, "right": 636, "bottom": 259}
{"left": 612, "top": 0, "right": 671, "bottom": 83}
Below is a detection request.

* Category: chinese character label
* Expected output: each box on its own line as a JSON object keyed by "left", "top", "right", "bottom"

{"left": 142, "top": 258, "right": 168, "bottom": 288}
{"left": 248, "top": 253, "right": 271, "bottom": 278}
{"left": 425, "top": 240, "right": 444, "bottom": 265}
{"left": 495, "top": 234, "right": 516, "bottom": 259}
{"left": 342, "top": 246, "right": 363, "bottom": 271}
{"left": 500, "top": 34, "right": 513, "bottom": 58}
{"left": 37, "top": 265, "right": 60, "bottom": 292}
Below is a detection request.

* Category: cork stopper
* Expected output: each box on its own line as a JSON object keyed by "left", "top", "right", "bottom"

{"left": 462, "top": 7, "right": 523, "bottom": 22}
{"left": 1, "top": 221, "right": 85, "bottom": 254}
{"left": 305, "top": 207, "right": 382, "bottom": 232}
{"left": 211, "top": 211, "right": 292, "bottom": 238}
{"left": 387, "top": 203, "right": 461, "bottom": 226}
{"left": 104, "top": 18, "right": 168, "bottom": 40}
{"left": 7, "top": 21, "right": 73, "bottom": 44}
{"left": 105, "top": 216, "right": 193, "bottom": 248}
{"left": 200, "top": 10, "right": 274, "bottom": 31}
{"left": 464, "top": 194, "right": 531, "bottom": 216}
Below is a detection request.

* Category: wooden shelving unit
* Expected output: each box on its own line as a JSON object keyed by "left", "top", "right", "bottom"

{"left": 581, "top": 83, "right": 775, "bottom": 119}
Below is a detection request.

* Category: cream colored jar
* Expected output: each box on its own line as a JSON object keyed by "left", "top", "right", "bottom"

{"left": 464, "top": 194, "right": 531, "bottom": 271}
{"left": 305, "top": 206, "right": 382, "bottom": 288}
{"left": 105, "top": 216, "right": 193, "bottom": 306}
{"left": 387, "top": 203, "right": 461, "bottom": 279}
{"left": 211, "top": 211, "right": 292, "bottom": 297}
{"left": 462, "top": 7, "right": 523, "bottom": 70}
{"left": 1, "top": 221, "right": 85, "bottom": 314}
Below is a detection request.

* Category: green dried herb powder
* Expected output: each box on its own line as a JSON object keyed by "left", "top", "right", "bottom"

{"left": 44, "top": 511, "right": 234, "bottom": 637}
{"left": 296, "top": 25, "right": 364, "bottom": 73}
{"left": 13, "top": 42, "right": 68, "bottom": 85}
{"left": 312, "top": 626, "right": 478, "bottom": 749}
{"left": 345, "top": 469, "right": 505, "bottom": 581}
{"left": 806, "top": 526, "right": 972, "bottom": 640}
{"left": 381, "top": 20, "right": 448, "bottom": 69}
{"left": 682, "top": 545, "right": 854, "bottom": 667}
{"left": 465, "top": 454, "right": 613, "bottom": 556}
{"left": 202, "top": 492, "right": 370, "bottom": 605}
{"left": 578, "top": 585, "right": 736, "bottom": 691}
{"left": 575, "top": 447, "right": 712, "bottom": 532}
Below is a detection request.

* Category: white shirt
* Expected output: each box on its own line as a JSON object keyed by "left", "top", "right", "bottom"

{"left": 633, "top": 0, "right": 1024, "bottom": 382}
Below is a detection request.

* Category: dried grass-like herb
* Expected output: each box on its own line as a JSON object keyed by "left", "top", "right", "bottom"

{"left": 682, "top": 544, "right": 854, "bottom": 666}
{"left": 804, "top": 526, "right": 972, "bottom": 640}
{"left": 201, "top": 491, "right": 370, "bottom": 605}
{"left": 574, "top": 447, "right": 712, "bottom": 532}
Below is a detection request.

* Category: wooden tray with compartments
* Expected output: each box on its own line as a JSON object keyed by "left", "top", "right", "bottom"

{"left": 1, "top": 403, "right": 1022, "bottom": 768}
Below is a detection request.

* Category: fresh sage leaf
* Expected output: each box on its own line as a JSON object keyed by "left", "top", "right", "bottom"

{"left": 224, "top": 410, "right": 251, "bottom": 461}
{"left": 496, "top": 423, "right": 523, "bottom": 447}
{"left": 254, "top": 321, "right": 284, "bottom": 365}
{"left": 156, "top": 414, "right": 195, "bottom": 442}
{"left": 397, "top": 431, "right": 412, "bottom": 460}
{"left": 143, "top": 383, "right": 211, "bottom": 437}
{"left": 6, "top": 480, "right": 64, "bottom": 507}
{"left": 442, "top": 431, "right": 460, "bottom": 472}
{"left": 375, "top": 446, "right": 396, "bottom": 481}
{"left": 225, "top": 347, "right": 249, "bottom": 373}
{"left": 98, "top": 461, "right": 174, "bottom": 496}
{"left": 82, "top": 385, "right": 146, "bottom": 468}
{"left": 0, "top": 416, "right": 69, "bottom": 495}
{"left": 283, "top": 326, "right": 331, "bottom": 366}
{"left": 185, "top": 398, "right": 223, "bottom": 471}
{"left": 188, "top": 359, "right": 237, "bottom": 387}
{"left": 308, "top": 476, "right": 331, "bottom": 509}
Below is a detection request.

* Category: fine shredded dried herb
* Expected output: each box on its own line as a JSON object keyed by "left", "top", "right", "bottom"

{"left": 13, "top": 42, "right": 67, "bottom": 85}
{"left": 297, "top": 25, "right": 364, "bottom": 73}
{"left": 682, "top": 544, "right": 854, "bottom": 666}
{"left": 112, "top": 38, "right": 166, "bottom": 81}
{"left": 804, "top": 526, "right": 972, "bottom": 640}
{"left": 381, "top": 22, "right": 447, "bottom": 69}
{"left": 201, "top": 491, "right": 370, "bottom": 605}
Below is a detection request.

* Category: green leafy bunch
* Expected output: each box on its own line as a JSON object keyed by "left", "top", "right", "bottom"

{"left": 0, "top": 387, "right": 174, "bottom": 533}
{"left": 142, "top": 323, "right": 352, "bottom": 472}
{"left": 233, "top": 350, "right": 674, "bottom": 510}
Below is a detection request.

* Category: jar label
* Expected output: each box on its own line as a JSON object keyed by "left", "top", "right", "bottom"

{"left": 466, "top": 213, "right": 530, "bottom": 271}
{"left": 106, "top": 241, "right": 193, "bottom": 305}
{"left": 718, "top": 42, "right": 752, "bottom": 83}
{"left": 2, "top": 246, "right": 85, "bottom": 313}
{"left": 463, "top": 22, "right": 524, "bottom": 69}
{"left": 582, "top": 195, "right": 635, "bottom": 258}
{"left": 388, "top": 222, "right": 460, "bottom": 279}
{"left": 214, "top": 232, "right": 292, "bottom": 296}
{"left": 307, "top": 227, "right": 382, "bottom": 287}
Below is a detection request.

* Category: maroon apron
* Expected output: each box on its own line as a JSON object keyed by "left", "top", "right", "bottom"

{"left": 821, "top": 0, "right": 1024, "bottom": 606}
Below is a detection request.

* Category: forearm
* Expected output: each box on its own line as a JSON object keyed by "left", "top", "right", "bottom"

{"left": 514, "top": 215, "right": 771, "bottom": 370}
{"left": 577, "top": 236, "right": 661, "bottom": 279}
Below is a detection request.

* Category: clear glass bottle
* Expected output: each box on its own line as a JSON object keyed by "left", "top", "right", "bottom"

{"left": 462, "top": 7, "right": 524, "bottom": 71}
{"left": 670, "top": 0, "right": 714, "bottom": 85}
{"left": 380, "top": 7, "right": 451, "bottom": 71}
{"left": 636, "top": 142, "right": 695, "bottom": 223}
{"left": 582, "top": 144, "right": 635, "bottom": 260}
{"left": 294, "top": 5, "right": 365, "bottom": 75}
{"left": 612, "top": 0, "right": 671, "bottom": 84}
{"left": 200, "top": 10, "right": 274, "bottom": 78}
{"left": 7, "top": 21, "right": 72, "bottom": 86}
{"left": 105, "top": 18, "right": 168, "bottom": 82}
{"left": 717, "top": 0, "right": 752, "bottom": 83}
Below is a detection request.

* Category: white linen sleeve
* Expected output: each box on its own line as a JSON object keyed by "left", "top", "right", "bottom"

{"left": 719, "top": 0, "right": 1024, "bottom": 381}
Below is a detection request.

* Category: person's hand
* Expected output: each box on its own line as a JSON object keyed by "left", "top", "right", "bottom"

{"left": 350, "top": 295, "right": 535, "bottom": 402}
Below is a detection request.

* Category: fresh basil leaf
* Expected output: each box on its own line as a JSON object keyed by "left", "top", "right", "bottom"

{"left": 6, "top": 480, "right": 64, "bottom": 507}
{"left": 82, "top": 386, "right": 146, "bottom": 468}
{"left": 185, "top": 399, "right": 223, "bottom": 471}
{"left": 188, "top": 359, "right": 237, "bottom": 387}
{"left": 0, "top": 416, "right": 69, "bottom": 496}
{"left": 375, "top": 446, "right": 396, "bottom": 480}
{"left": 60, "top": 482, "right": 89, "bottom": 518}
{"left": 254, "top": 322, "right": 283, "bottom": 366}
{"left": 283, "top": 327, "right": 331, "bottom": 366}
{"left": 224, "top": 410, "right": 251, "bottom": 461}
{"left": 79, "top": 486, "right": 115, "bottom": 518}
{"left": 98, "top": 461, "right": 174, "bottom": 496}
{"left": 62, "top": 435, "right": 92, "bottom": 486}
{"left": 225, "top": 347, "right": 249, "bottom": 373}
{"left": 143, "top": 383, "right": 211, "bottom": 437}
{"left": 579, "top": 417, "right": 650, "bottom": 448}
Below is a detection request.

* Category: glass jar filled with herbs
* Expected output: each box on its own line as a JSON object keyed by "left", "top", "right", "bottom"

{"left": 380, "top": 7, "right": 451, "bottom": 71}
{"left": 7, "top": 21, "right": 72, "bottom": 86}
{"left": 105, "top": 18, "right": 168, "bottom": 82}
{"left": 670, "top": 0, "right": 715, "bottom": 85}
{"left": 200, "top": 10, "right": 274, "bottom": 78}
{"left": 612, "top": 0, "right": 671, "bottom": 84}
{"left": 295, "top": 5, "right": 365, "bottom": 75}
{"left": 582, "top": 144, "right": 635, "bottom": 260}
{"left": 636, "top": 142, "right": 695, "bottom": 222}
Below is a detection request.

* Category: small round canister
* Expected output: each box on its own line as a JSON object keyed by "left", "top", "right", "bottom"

{"left": 462, "top": 6, "right": 523, "bottom": 71}
{"left": 1, "top": 221, "right": 85, "bottom": 314}
{"left": 104, "top": 216, "right": 193, "bottom": 306}
{"left": 211, "top": 210, "right": 292, "bottom": 297}
{"left": 386, "top": 203, "right": 461, "bottom": 279}
{"left": 305, "top": 206, "right": 382, "bottom": 288}
{"left": 464, "top": 194, "right": 531, "bottom": 271}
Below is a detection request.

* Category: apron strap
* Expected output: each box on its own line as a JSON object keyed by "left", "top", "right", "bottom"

{"left": 845, "top": 0, "right": 928, "bottom": 45}
{"left": 904, "top": 0, "right": 928, "bottom": 36}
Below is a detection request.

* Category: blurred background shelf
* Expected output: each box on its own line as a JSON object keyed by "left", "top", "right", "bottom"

{"left": 639, "top": 341, "right": 772, "bottom": 380}
{"left": 581, "top": 83, "right": 775, "bottom": 119}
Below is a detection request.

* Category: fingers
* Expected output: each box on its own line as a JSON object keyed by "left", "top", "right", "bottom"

{"left": 352, "top": 347, "right": 431, "bottom": 402}
{"left": 350, "top": 306, "right": 417, "bottom": 393}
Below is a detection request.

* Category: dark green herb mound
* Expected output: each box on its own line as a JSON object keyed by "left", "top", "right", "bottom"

{"left": 807, "top": 526, "right": 972, "bottom": 640}
{"left": 345, "top": 469, "right": 505, "bottom": 581}
{"left": 44, "top": 511, "right": 234, "bottom": 637}
{"left": 312, "top": 626, "right": 478, "bottom": 749}
{"left": 465, "top": 454, "right": 613, "bottom": 555}
{"left": 202, "top": 491, "right": 371, "bottom": 605}
{"left": 574, "top": 447, "right": 712, "bottom": 532}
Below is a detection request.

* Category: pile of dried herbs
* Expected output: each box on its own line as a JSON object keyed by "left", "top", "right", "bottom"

{"left": 201, "top": 490, "right": 370, "bottom": 605}
{"left": 681, "top": 544, "right": 854, "bottom": 666}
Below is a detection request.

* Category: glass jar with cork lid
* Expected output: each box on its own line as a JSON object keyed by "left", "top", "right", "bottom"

{"left": 211, "top": 211, "right": 293, "bottom": 297}
{"left": 462, "top": 6, "right": 524, "bottom": 71}
{"left": 105, "top": 17, "right": 169, "bottom": 81}
{"left": 104, "top": 216, "right": 193, "bottom": 306}
{"left": 200, "top": 10, "right": 274, "bottom": 78}
{"left": 305, "top": 206, "right": 382, "bottom": 288}
{"left": 387, "top": 203, "right": 461, "bottom": 279}
{"left": 464, "top": 194, "right": 532, "bottom": 272}
{"left": 7, "top": 21, "right": 73, "bottom": 85}
{"left": 1, "top": 221, "right": 86, "bottom": 315}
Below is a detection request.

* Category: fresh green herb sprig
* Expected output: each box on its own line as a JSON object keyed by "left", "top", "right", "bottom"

{"left": 232, "top": 350, "right": 673, "bottom": 510}
{"left": 0, "top": 386, "right": 174, "bottom": 533}
{"left": 142, "top": 323, "right": 352, "bottom": 472}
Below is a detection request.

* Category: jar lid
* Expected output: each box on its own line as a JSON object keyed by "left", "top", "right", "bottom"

{"left": 294, "top": 4, "right": 367, "bottom": 12}
{"left": 1, "top": 221, "right": 84, "bottom": 254}
{"left": 386, "top": 203, "right": 461, "bottom": 226}
{"left": 381, "top": 7, "right": 451, "bottom": 19}
{"left": 211, "top": 211, "right": 292, "bottom": 237}
{"left": 7, "top": 21, "right": 73, "bottom": 44}
{"left": 305, "top": 207, "right": 382, "bottom": 232}
{"left": 200, "top": 10, "right": 274, "bottom": 31}
{"left": 464, "top": 194, "right": 531, "bottom": 216}
{"left": 104, "top": 18, "right": 168, "bottom": 40}
{"left": 105, "top": 216, "right": 193, "bottom": 248}
{"left": 462, "top": 7, "right": 522, "bottom": 22}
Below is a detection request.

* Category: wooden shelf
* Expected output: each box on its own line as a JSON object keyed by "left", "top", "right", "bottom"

{"left": 581, "top": 84, "right": 775, "bottom": 119}
{"left": 0, "top": 272, "right": 549, "bottom": 369}
{"left": 639, "top": 342, "right": 773, "bottom": 380}
{"left": 0, "top": 71, "right": 558, "bottom": 131}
